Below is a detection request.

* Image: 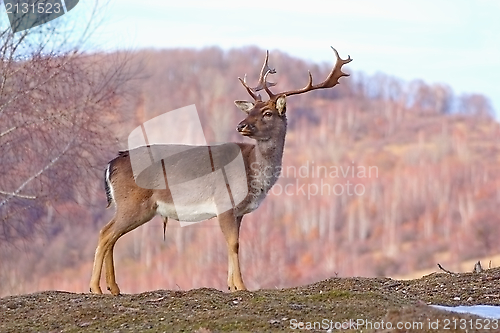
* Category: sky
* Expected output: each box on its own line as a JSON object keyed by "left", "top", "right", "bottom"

{"left": 75, "top": 0, "right": 500, "bottom": 115}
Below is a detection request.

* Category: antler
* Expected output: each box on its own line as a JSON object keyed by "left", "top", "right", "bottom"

{"left": 238, "top": 47, "right": 352, "bottom": 101}
{"left": 278, "top": 47, "right": 352, "bottom": 97}
{"left": 238, "top": 50, "right": 277, "bottom": 101}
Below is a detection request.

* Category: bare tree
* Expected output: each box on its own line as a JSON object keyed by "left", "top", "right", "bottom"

{"left": 0, "top": 1, "right": 133, "bottom": 242}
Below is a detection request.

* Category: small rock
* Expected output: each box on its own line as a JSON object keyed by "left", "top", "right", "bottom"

{"left": 290, "top": 303, "right": 304, "bottom": 310}
{"left": 453, "top": 297, "right": 460, "bottom": 301}
{"left": 269, "top": 319, "right": 280, "bottom": 325}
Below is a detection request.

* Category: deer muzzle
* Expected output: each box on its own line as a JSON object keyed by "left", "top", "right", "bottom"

{"left": 237, "top": 122, "right": 254, "bottom": 136}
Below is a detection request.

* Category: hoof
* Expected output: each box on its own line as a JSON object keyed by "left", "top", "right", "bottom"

{"left": 89, "top": 286, "right": 103, "bottom": 294}
{"left": 108, "top": 285, "right": 121, "bottom": 296}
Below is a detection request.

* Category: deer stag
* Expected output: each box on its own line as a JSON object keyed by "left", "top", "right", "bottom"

{"left": 89, "top": 47, "right": 351, "bottom": 295}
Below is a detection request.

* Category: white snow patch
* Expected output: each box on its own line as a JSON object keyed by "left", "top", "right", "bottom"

{"left": 431, "top": 305, "right": 500, "bottom": 319}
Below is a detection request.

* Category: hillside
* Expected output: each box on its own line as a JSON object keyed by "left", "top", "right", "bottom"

{"left": 1, "top": 47, "right": 499, "bottom": 297}
{"left": 2, "top": 269, "right": 500, "bottom": 332}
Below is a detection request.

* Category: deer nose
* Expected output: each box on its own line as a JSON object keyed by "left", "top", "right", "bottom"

{"left": 237, "top": 123, "right": 249, "bottom": 132}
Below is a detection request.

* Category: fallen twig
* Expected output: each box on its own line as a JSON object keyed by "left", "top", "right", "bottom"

{"left": 145, "top": 296, "right": 165, "bottom": 302}
{"left": 437, "top": 263, "right": 456, "bottom": 275}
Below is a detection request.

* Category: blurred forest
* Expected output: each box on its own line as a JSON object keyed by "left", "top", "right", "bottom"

{"left": 1, "top": 46, "right": 499, "bottom": 296}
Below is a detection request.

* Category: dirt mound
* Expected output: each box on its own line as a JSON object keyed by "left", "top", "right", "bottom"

{"left": 2, "top": 268, "right": 500, "bottom": 332}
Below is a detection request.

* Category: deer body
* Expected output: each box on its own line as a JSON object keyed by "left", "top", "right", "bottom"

{"left": 90, "top": 47, "right": 351, "bottom": 295}
{"left": 105, "top": 138, "right": 285, "bottom": 222}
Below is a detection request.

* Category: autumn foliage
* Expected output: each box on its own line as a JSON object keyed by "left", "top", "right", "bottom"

{"left": 1, "top": 47, "right": 498, "bottom": 296}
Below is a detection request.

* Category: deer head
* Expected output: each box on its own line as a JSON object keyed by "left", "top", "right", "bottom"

{"left": 234, "top": 47, "right": 352, "bottom": 141}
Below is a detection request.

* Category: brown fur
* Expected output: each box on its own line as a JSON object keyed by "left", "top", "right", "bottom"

{"left": 90, "top": 99, "right": 287, "bottom": 295}
{"left": 90, "top": 48, "right": 350, "bottom": 295}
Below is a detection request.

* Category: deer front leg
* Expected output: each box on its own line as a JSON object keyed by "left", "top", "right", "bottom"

{"left": 219, "top": 212, "right": 246, "bottom": 291}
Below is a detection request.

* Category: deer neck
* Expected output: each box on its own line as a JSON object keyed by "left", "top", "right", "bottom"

{"left": 251, "top": 119, "right": 287, "bottom": 191}
{"left": 255, "top": 134, "right": 285, "bottom": 165}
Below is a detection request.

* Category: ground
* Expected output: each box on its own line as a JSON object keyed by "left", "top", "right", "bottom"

{"left": 2, "top": 268, "right": 500, "bottom": 332}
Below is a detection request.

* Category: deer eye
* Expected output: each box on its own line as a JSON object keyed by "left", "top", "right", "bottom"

{"left": 263, "top": 111, "right": 273, "bottom": 118}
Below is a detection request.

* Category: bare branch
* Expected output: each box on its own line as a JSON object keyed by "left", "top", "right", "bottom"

{"left": 0, "top": 190, "right": 36, "bottom": 200}
{"left": 0, "top": 139, "right": 74, "bottom": 208}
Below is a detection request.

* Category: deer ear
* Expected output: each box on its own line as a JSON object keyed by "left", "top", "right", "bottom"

{"left": 234, "top": 100, "right": 254, "bottom": 114}
{"left": 276, "top": 95, "right": 286, "bottom": 115}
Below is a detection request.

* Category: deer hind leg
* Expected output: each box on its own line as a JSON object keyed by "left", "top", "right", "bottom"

{"left": 219, "top": 212, "right": 246, "bottom": 291}
{"left": 90, "top": 218, "right": 116, "bottom": 294}
{"left": 90, "top": 208, "right": 155, "bottom": 295}
{"left": 104, "top": 242, "right": 119, "bottom": 295}
{"left": 102, "top": 210, "right": 156, "bottom": 295}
